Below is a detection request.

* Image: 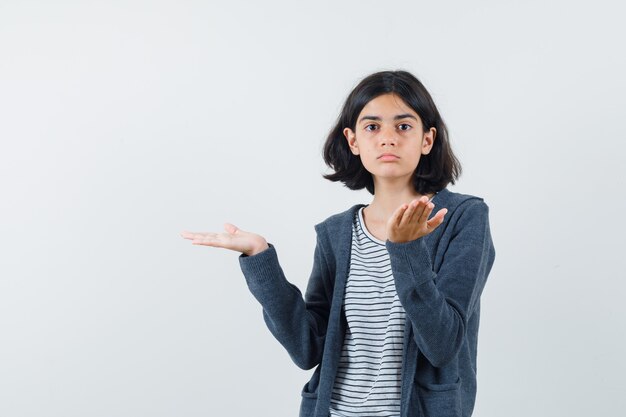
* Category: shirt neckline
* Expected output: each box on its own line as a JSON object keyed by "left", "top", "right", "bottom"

{"left": 357, "top": 206, "right": 386, "bottom": 245}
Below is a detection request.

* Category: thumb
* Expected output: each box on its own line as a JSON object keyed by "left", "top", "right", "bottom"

{"left": 224, "top": 223, "right": 240, "bottom": 235}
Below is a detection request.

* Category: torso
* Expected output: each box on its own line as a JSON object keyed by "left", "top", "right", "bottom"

{"left": 329, "top": 207, "right": 406, "bottom": 415}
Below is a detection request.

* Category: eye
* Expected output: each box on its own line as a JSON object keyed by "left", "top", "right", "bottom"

{"left": 398, "top": 123, "right": 411, "bottom": 131}
{"left": 364, "top": 124, "right": 378, "bottom": 132}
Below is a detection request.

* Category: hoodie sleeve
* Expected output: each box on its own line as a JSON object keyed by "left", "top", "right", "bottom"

{"left": 385, "top": 199, "right": 496, "bottom": 368}
{"left": 238, "top": 230, "right": 332, "bottom": 370}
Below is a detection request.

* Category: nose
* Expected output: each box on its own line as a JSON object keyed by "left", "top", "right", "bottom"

{"left": 379, "top": 125, "right": 398, "bottom": 147}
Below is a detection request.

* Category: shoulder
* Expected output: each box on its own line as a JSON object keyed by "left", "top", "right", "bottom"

{"left": 427, "top": 188, "right": 494, "bottom": 246}
{"left": 435, "top": 188, "right": 487, "bottom": 211}
{"left": 313, "top": 203, "right": 365, "bottom": 235}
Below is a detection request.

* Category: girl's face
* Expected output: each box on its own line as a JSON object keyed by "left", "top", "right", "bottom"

{"left": 343, "top": 93, "right": 435, "bottom": 186}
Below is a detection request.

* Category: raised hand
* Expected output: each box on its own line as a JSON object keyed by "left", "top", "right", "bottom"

{"left": 180, "top": 223, "right": 269, "bottom": 256}
{"left": 386, "top": 195, "right": 448, "bottom": 244}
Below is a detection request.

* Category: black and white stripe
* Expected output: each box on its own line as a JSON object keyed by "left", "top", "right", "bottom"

{"left": 329, "top": 206, "right": 406, "bottom": 417}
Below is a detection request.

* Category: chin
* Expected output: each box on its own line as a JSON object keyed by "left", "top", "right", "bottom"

{"left": 372, "top": 170, "right": 414, "bottom": 180}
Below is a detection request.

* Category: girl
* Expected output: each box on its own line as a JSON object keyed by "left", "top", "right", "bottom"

{"left": 181, "top": 70, "right": 496, "bottom": 417}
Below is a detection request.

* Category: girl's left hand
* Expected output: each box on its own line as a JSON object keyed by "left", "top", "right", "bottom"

{"left": 386, "top": 196, "right": 448, "bottom": 243}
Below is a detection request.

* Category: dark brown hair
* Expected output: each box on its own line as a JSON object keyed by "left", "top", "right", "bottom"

{"left": 322, "top": 70, "right": 462, "bottom": 195}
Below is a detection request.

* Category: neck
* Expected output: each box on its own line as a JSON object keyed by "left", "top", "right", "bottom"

{"left": 365, "top": 178, "right": 434, "bottom": 223}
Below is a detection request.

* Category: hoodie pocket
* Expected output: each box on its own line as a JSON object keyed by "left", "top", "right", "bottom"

{"left": 299, "top": 380, "right": 318, "bottom": 417}
{"left": 412, "top": 377, "right": 462, "bottom": 417}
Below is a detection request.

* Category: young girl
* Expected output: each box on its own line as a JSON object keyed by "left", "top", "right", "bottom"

{"left": 181, "top": 70, "right": 496, "bottom": 417}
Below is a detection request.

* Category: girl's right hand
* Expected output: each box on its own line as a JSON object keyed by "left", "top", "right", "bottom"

{"left": 180, "top": 223, "right": 269, "bottom": 256}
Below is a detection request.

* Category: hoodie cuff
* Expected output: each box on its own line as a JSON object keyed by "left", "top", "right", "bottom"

{"left": 238, "top": 243, "right": 285, "bottom": 290}
{"left": 385, "top": 237, "right": 436, "bottom": 287}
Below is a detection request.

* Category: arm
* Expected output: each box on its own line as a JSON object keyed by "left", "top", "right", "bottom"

{"left": 238, "top": 231, "right": 331, "bottom": 370}
{"left": 385, "top": 200, "right": 496, "bottom": 367}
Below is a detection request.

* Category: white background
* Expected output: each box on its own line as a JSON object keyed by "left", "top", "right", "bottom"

{"left": 1, "top": 1, "right": 624, "bottom": 416}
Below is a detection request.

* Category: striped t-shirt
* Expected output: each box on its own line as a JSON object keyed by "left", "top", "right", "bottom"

{"left": 329, "top": 206, "right": 406, "bottom": 417}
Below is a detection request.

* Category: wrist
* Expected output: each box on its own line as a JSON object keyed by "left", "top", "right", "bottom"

{"left": 387, "top": 234, "right": 425, "bottom": 244}
{"left": 247, "top": 241, "right": 269, "bottom": 256}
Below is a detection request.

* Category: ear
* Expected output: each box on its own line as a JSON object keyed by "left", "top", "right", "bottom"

{"left": 422, "top": 127, "right": 436, "bottom": 155}
{"left": 343, "top": 127, "right": 359, "bottom": 155}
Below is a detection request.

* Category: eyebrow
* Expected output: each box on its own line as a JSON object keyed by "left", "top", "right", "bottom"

{"left": 358, "top": 113, "right": 418, "bottom": 124}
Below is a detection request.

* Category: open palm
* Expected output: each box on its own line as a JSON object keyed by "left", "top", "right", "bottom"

{"left": 180, "top": 223, "right": 269, "bottom": 256}
{"left": 386, "top": 196, "right": 448, "bottom": 243}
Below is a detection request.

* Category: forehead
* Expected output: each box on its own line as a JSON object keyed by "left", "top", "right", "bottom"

{"left": 359, "top": 93, "right": 418, "bottom": 118}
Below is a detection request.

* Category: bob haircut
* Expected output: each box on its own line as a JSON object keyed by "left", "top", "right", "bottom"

{"left": 322, "top": 70, "right": 462, "bottom": 195}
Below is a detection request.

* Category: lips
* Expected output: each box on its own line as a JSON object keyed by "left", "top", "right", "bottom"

{"left": 378, "top": 153, "right": 399, "bottom": 160}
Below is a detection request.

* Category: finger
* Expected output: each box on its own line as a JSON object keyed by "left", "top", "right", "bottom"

{"left": 410, "top": 197, "right": 428, "bottom": 224}
{"left": 399, "top": 200, "right": 418, "bottom": 226}
{"left": 418, "top": 202, "right": 434, "bottom": 225}
{"left": 181, "top": 231, "right": 207, "bottom": 240}
{"left": 192, "top": 233, "right": 222, "bottom": 246}
{"left": 425, "top": 208, "right": 448, "bottom": 230}
{"left": 224, "top": 223, "right": 239, "bottom": 234}
{"left": 192, "top": 239, "right": 216, "bottom": 246}
{"left": 407, "top": 197, "right": 428, "bottom": 224}
{"left": 391, "top": 203, "right": 409, "bottom": 227}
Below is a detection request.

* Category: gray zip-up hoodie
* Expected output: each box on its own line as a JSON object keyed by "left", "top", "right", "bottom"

{"left": 238, "top": 188, "right": 496, "bottom": 417}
